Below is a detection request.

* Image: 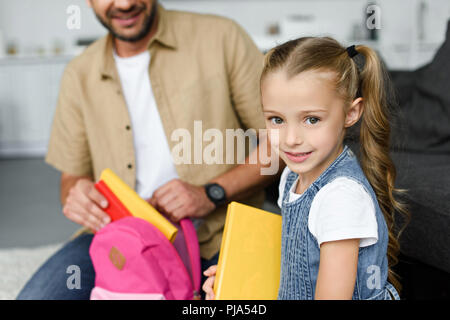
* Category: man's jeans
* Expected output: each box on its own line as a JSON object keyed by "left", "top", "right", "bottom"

{"left": 16, "top": 233, "right": 219, "bottom": 300}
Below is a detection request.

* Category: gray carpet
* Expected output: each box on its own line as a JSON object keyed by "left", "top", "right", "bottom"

{"left": 0, "top": 243, "right": 62, "bottom": 300}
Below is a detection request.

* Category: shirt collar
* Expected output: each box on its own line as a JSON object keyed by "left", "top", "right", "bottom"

{"left": 100, "top": 3, "right": 176, "bottom": 79}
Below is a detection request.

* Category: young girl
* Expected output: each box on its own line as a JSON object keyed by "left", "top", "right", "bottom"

{"left": 203, "top": 37, "right": 408, "bottom": 300}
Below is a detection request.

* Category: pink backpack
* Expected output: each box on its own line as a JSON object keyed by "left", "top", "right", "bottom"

{"left": 89, "top": 216, "right": 201, "bottom": 300}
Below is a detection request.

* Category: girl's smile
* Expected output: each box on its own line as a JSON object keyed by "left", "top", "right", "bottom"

{"left": 283, "top": 150, "right": 313, "bottom": 163}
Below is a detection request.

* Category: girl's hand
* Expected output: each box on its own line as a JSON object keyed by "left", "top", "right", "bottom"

{"left": 202, "top": 265, "right": 217, "bottom": 300}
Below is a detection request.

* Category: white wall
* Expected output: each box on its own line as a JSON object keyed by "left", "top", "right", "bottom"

{"left": 1, "top": 1, "right": 449, "bottom": 56}
{"left": 1, "top": 0, "right": 366, "bottom": 56}
{"left": 163, "top": 0, "right": 367, "bottom": 41}
{"left": 0, "top": 0, "right": 106, "bottom": 56}
{"left": 0, "top": 0, "right": 449, "bottom": 157}
{"left": 0, "top": 1, "right": 448, "bottom": 62}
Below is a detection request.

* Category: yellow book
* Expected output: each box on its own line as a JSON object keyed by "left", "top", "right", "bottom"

{"left": 100, "top": 168, "right": 178, "bottom": 242}
{"left": 214, "top": 202, "right": 282, "bottom": 300}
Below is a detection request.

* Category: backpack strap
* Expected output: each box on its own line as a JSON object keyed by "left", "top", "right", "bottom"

{"left": 179, "top": 218, "right": 201, "bottom": 297}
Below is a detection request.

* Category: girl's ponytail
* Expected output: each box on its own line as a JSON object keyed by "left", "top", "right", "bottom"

{"left": 356, "top": 45, "right": 409, "bottom": 294}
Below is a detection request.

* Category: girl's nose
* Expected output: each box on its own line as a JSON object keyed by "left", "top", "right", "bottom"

{"left": 284, "top": 125, "right": 303, "bottom": 147}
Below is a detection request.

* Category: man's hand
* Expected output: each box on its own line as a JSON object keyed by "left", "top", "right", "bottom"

{"left": 62, "top": 177, "right": 111, "bottom": 232}
{"left": 148, "top": 179, "right": 216, "bottom": 223}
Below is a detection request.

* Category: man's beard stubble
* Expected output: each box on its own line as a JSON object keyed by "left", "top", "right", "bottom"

{"left": 95, "top": 1, "right": 158, "bottom": 43}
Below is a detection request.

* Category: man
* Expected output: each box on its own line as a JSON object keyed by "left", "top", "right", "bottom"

{"left": 17, "top": 0, "right": 281, "bottom": 299}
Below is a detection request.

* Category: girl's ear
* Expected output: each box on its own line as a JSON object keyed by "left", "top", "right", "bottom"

{"left": 344, "top": 97, "right": 363, "bottom": 128}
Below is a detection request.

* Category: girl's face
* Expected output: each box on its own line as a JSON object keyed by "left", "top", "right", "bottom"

{"left": 262, "top": 69, "right": 361, "bottom": 185}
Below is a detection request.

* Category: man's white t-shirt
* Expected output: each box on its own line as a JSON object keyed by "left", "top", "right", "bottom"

{"left": 113, "top": 50, "right": 179, "bottom": 199}
{"left": 277, "top": 166, "right": 378, "bottom": 248}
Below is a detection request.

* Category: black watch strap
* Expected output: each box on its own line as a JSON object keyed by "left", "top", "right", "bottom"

{"left": 204, "top": 183, "right": 227, "bottom": 207}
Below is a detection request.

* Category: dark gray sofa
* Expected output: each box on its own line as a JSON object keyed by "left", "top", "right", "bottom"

{"left": 387, "top": 20, "right": 450, "bottom": 299}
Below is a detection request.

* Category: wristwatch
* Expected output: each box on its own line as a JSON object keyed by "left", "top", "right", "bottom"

{"left": 204, "top": 183, "right": 227, "bottom": 208}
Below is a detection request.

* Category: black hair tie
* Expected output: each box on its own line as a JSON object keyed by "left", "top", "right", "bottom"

{"left": 346, "top": 45, "right": 362, "bottom": 97}
{"left": 346, "top": 45, "right": 358, "bottom": 58}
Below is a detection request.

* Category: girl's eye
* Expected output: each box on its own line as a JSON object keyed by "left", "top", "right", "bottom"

{"left": 269, "top": 117, "right": 283, "bottom": 125}
{"left": 305, "top": 117, "right": 320, "bottom": 125}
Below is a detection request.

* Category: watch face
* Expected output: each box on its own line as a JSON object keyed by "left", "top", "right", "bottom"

{"left": 209, "top": 185, "right": 225, "bottom": 200}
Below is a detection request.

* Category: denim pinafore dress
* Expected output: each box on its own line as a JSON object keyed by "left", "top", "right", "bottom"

{"left": 278, "top": 145, "right": 400, "bottom": 300}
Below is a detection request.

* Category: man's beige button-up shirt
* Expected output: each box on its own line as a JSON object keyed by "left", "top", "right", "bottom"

{"left": 46, "top": 5, "right": 266, "bottom": 259}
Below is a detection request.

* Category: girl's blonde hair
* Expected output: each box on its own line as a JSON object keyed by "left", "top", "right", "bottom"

{"left": 261, "top": 37, "right": 409, "bottom": 293}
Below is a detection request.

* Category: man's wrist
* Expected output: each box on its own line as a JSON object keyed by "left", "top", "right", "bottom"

{"left": 204, "top": 183, "right": 227, "bottom": 208}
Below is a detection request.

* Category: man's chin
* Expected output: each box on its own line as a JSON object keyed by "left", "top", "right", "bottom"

{"left": 112, "top": 29, "right": 144, "bottom": 42}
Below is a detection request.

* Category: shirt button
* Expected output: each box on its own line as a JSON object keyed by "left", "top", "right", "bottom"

{"left": 127, "top": 163, "right": 133, "bottom": 169}
{"left": 125, "top": 125, "right": 131, "bottom": 130}
{"left": 116, "top": 89, "right": 121, "bottom": 95}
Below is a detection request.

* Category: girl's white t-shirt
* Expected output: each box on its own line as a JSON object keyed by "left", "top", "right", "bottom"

{"left": 277, "top": 166, "right": 378, "bottom": 248}
{"left": 113, "top": 50, "right": 179, "bottom": 200}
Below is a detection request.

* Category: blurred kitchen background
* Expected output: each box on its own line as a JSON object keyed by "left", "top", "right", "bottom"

{"left": 0, "top": 0, "right": 449, "bottom": 248}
